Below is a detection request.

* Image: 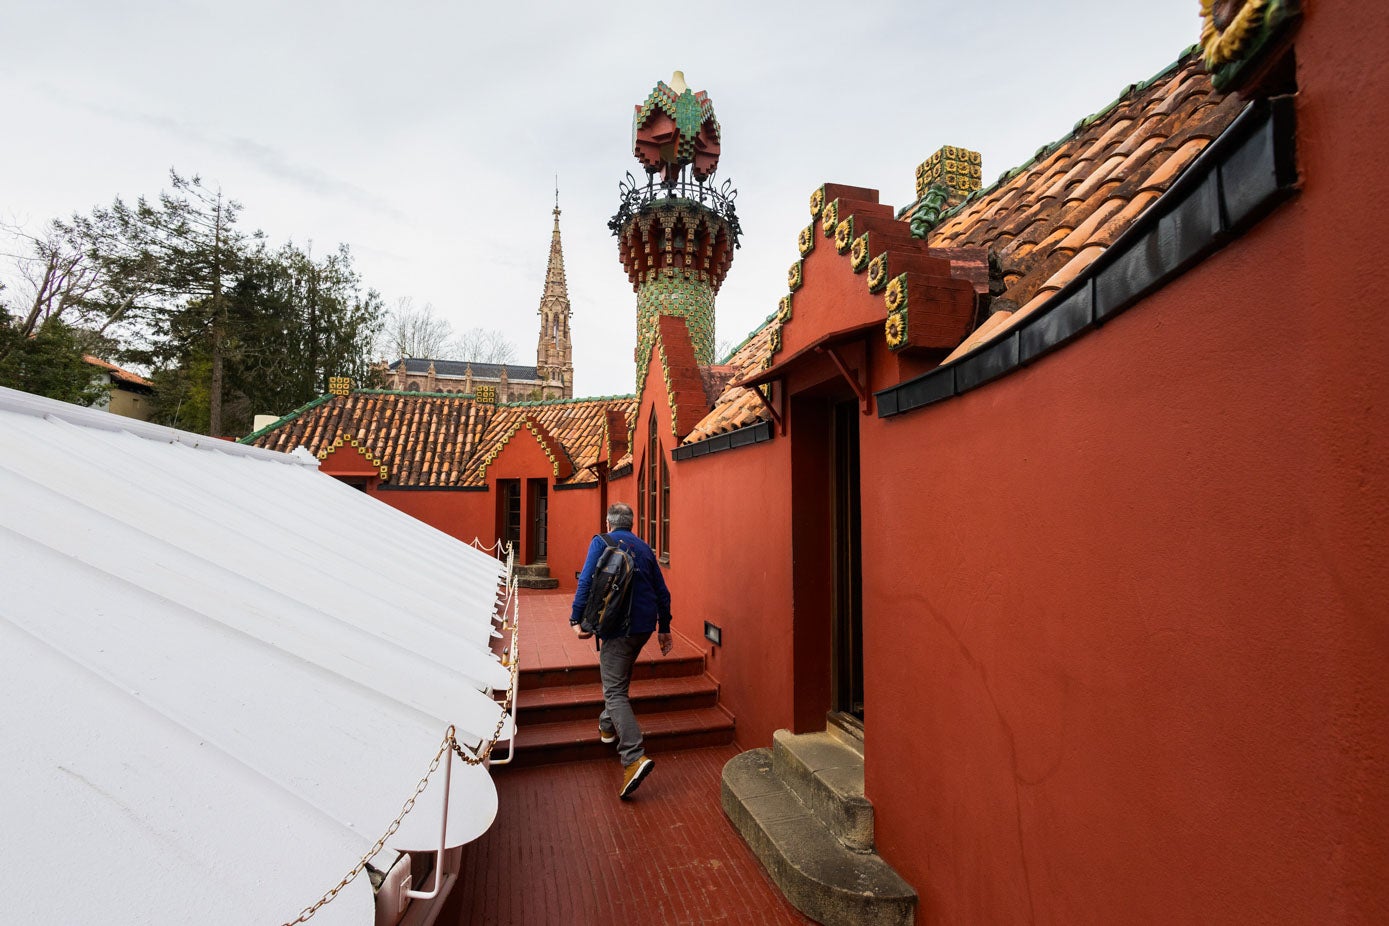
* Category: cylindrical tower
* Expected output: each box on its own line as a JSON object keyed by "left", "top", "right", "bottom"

{"left": 610, "top": 71, "right": 741, "bottom": 382}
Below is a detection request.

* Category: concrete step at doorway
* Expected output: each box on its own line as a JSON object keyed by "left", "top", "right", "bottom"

{"left": 513, "top": 562, "right": 559, "bottom": 589}
{"left": 721, "top": 733, "right": 917, "bottom": 926}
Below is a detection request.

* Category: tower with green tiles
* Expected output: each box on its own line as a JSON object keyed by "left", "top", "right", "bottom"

{"left": 610, "top": 71, "right": 741, "bottom": 385}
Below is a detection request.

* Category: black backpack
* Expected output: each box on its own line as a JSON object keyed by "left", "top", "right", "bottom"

{"left": 579, "top": 533, "right": 636, "bottom": 640}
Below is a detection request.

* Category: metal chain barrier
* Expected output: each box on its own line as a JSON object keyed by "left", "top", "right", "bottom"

{"left": 282, "top": 568, "right": 520, "bottom": 924}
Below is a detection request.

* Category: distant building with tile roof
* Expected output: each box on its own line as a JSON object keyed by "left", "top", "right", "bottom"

{"left": 243, "top": 389, "right": 634, "bottom": 584}
{"left": 382, "top": 200, "right": 575, "bottom": 401}
{"left": 83, "top": 354, "right": 155, "bottom": 421}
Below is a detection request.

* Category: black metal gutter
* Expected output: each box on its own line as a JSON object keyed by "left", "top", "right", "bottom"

{"left": 877, "top": 94, "right": 1299, "bottom": 419}
{"left": 672, "top": 419, "right": 774, "bottom": 461}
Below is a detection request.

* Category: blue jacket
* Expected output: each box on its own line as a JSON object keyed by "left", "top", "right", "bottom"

{"left": 569, "top": 530, "right": 672, "bottom": 635}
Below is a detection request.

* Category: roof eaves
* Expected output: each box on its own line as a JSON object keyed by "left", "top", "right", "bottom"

{"left": 236, "top": 393, "right": 335, "bottom": 444}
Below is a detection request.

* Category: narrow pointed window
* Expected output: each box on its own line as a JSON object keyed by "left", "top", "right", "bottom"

{"left": 659, "top": 452, "right": 670, "bottom": 558}
{"left": 646, "top": 410, "right": 659, "bottom": 544}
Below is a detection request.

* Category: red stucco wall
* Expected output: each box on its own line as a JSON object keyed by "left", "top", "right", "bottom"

{"left": 653, "top": 6, "right": 1386, "bottom": 923}
{"left": 669, "top": 435, "right": 796, "bottom": 750}
{"left": 367, "top": 486, "right": 492, "bottom": 548}
{"left": 484, "top": 426, "right": 581, "bottom": 586}
{"left": 855, "top": 9, "right": 1388, "bottom": 923}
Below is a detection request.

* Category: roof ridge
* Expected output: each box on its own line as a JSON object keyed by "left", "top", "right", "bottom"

{"left": 898, "top": 44, "right": 1203, "bottom": 222}
{"left": 502, "top": 393, "right": 636, "bottom": 408}
{"left": 356, "top": 388, "right": 480, "bottom": 398}
{"left": 720, "top": 309, "right": 780, "bottom": 364}
{"left": 236, "top": 393, "right": 336, "bottom": 444}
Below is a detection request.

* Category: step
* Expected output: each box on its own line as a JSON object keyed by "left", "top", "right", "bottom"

{"left": 507, "top": 706, "right": 735, "bottom": 767}
{"left": 772, "top": 729, "right": 875, "bottom": 852}
{"left": 515, "top": 576, "right": 560, "bottom": 589}
{"left": 516, "top": 673, "right": 719, "bottom": 725}
{"left": 521, "top": 653, "right": 704, "bottom": 689}
{"left": 513, "top": 563, "right": 552, "bottom": 578}
{"left": 722, "top": 749, "right": 917, "bottom": 926}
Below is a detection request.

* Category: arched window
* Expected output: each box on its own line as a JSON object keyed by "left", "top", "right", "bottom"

{"left": 641, "top": 408, "right": 669, "bottom": 560}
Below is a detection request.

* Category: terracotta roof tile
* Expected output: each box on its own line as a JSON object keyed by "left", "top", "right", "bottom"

{"left": 684, "top": 51, "right": 1243, "bottom": 445}
{"left": 943, "top": 310, "right": 1016, "bottom": 364}
{"left": 1043, "top": 243, "right": 1107, "bottom": 293}
{"left": 83, "top": 355, "right": 153, "bottom": 388}
{"left": 926, "top": 51, "right": 1240, "bottom": 313}
{"left": 459, "top": 396, "right": 637, "bottom": 486}
{"left": 683, "top": 319, "right": 776, "bottom": 442}
{"left": 1140, "top": 136, "right": 1214, "bottom": 191}
{"left": 242, "top": 391, "right": 634, "bottom": 488}
{"left": 1058, "top": 197, "right": 1131, "bottom": 251}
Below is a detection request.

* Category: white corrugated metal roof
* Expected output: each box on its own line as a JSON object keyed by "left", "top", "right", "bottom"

{"left": 0, "top": 386, "right": 514, "bottom": 924}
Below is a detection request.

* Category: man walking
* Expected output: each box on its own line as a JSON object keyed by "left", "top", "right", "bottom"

{"left": 571, "top": 502, "right": 673, "bottom": 798}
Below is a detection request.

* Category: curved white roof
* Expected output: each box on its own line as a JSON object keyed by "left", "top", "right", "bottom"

{"left": 0, "top": 387, "right": 513, "bottom": 924}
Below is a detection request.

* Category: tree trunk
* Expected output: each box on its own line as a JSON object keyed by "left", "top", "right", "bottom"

{"left": 208, "top": 191, "right": 225, "bottom": 437}
{"left": 209, "top": 311, "right": 225, "bottom": 437}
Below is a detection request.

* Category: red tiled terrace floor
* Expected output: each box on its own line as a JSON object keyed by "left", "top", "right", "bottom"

{"left": 443, "top": 590, "right": 810, "bottom": 925}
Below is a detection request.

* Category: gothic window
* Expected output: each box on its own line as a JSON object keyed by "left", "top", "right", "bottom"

{"left": 641, "top": 408, "right": 669, "bottom": 561}
{"left": 660, "top": 452, "right": 670, "bottom": 556}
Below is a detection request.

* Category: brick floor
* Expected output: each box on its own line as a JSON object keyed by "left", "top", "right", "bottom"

{"left": 442, "top": 589, "right": 810, "bottom": 924}
{"left": 449, "top": 746, "right": 810, "bottom": 925}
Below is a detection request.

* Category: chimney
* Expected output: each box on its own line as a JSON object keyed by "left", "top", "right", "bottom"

{"left": 915, "top": 145, "right": 983, "bottom": 207}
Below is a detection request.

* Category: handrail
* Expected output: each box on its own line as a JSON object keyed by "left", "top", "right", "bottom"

{"left": 283, "top": 541, "right": 521, "bottom": 923}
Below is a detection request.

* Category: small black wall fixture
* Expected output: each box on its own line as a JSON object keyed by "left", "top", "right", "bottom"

{"left": 703, "top": 621, "right": 722, "bottom": 646}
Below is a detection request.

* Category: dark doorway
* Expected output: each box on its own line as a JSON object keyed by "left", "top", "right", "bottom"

{"left": 831, "top": 400, "right": 864, "bottom": 721}
{"left": 498, "top": 479, "right": 521, "bottom": 557}
{"left": 528, "top": 479, "right": 549, "bottom": 563}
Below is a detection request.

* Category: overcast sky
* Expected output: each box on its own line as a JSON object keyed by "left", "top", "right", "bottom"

{"left": 2, "top": 1, "right": 1202, "bottom": 400}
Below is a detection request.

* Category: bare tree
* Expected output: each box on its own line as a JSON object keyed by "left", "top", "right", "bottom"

{"left": 378, "top": 297, "right": 455, "bottom": 359}
{"left": 455, "top": 326, "right": 517, "bottom": 365}
{"left": 0, "top": 221, "right": 104, "bottom": 360}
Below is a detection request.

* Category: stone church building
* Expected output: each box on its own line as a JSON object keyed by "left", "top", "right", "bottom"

{"left": 381, "top": 200, "right": 574, "bottom": 401}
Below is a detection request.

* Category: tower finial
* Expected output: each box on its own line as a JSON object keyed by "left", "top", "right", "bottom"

{"left": 554, "top": 175, "right": 559, "bottom": 216}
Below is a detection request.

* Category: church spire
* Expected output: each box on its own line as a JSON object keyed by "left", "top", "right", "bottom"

{"left": 536, "top": 188, "right": 574, "bottom": 399}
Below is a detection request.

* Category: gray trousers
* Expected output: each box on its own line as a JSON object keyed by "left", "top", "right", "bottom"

{"left": 598, "top": 631, "right": 652, "bottom": 766}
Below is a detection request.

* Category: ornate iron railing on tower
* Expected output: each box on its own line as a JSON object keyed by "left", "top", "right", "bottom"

{"left": 608, "top": 169, "right": 743, "bottom": 248}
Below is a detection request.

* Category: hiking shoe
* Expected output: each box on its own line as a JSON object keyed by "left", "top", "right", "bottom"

{"left": 619, "top": 757, "right": 654, "bottom": 799}
{"left": 598, "top": 725, "right": 617, "bottom": 744}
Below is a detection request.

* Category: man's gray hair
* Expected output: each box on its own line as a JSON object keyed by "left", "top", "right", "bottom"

{"left": 606, "top": 502, "right": 635, "bottom": 531}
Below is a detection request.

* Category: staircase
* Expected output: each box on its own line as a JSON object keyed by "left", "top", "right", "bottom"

{"left": 508, "top": 645, "right": 734, "bottom": 766}
{"left": 513, "top": 563, "right": 559, "bottom": 589}
{"left": 722, "top": 728, "right": 917, "bottom": 926}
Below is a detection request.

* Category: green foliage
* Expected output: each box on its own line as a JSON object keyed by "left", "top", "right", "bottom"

{"left": 147, "top": 353, "right": 212, "bottom": 433}
{"left": 219, "top": 242, "right": 384, "bottom": 435}
{"left": 9, "top": 169, "right": 386, "bottom": 435}
{"left": 0, "top": 310, "right": 110, "bottom": 406}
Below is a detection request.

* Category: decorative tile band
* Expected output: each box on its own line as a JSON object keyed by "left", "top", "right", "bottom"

{"left": 478, "top": 418, "right": 567, "bottom": 480}
{"left": 821, "top": 199, "right": 840, "bottom": 238}
{"left": 850, "top": 232, "right": 871, "bottom": 272}
{"left": 834, "top": 217, "right": 854, "bottom": 254}
{"left": 885, "top": 309, "right": 908, "bottom": 351}
{"left": 867, "top": 253, "right": 890, "bottom": 293}
{"left": 636, "top": 275, "right": 717, "bottom": 399}
{"left": 318, "top": 432, "right": 389, "bottom": 481}
{"left": 885, "top": 273, "right": 908, "bottom": 315}
{"left": 915, "top": 145, "right": 983, "bottom": 201}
